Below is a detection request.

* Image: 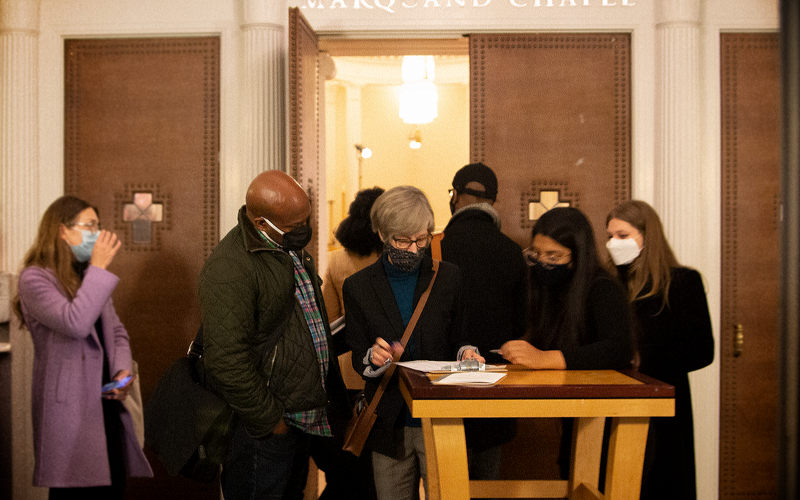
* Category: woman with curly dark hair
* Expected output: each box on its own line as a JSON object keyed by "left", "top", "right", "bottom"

{"left": 317, "top": 187, "right": 384, "bottom": 500}
{"left": 322, "top": 186, "right": 385, "bottom": 322}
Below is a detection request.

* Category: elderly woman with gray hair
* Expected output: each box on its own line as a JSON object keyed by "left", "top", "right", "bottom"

{"left": 343, "top": 185, "right": 482, "bottom": 500}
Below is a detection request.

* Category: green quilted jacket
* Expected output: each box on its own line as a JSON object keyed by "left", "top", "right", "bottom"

{"left": 199, "top": 206, "right": 345, "bottom": 439}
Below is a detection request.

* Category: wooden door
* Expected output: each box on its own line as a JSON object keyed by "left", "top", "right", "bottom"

{"left": 288, "top": 11, "right": 325, "bottom": 498}
{"left": 719, "top": 33, "right": 780, "bottom": 499}
{"left": 469, "top": 34, "right": 631, "bottom": 249}
{"left": 290, "top": 7, "right": 322, "bottom": 264}
{"left": 65, "top": 37, "right": 220, "bottom": 500}
{"left": 469, "top": 33, "right": 631, "bottom": 479}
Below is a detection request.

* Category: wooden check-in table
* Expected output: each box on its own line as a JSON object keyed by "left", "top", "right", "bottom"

{"left": 399, "top": 366, "right": 674, "bottom": 500}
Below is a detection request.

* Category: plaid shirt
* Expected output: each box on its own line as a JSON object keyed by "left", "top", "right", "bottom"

{"left": 284, "top": 250, "right": 331, "bottom": 436}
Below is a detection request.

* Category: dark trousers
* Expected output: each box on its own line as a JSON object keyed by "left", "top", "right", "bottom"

{"left": 310, "top": 434, "right": 377, "bottom": 500}
{"left": 221, "top": 420, "right": 311, "bottom": 500}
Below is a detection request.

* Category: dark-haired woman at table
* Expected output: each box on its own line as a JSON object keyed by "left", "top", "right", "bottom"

{"left": 498, "top": 207, "right": 634, "bottom": 480}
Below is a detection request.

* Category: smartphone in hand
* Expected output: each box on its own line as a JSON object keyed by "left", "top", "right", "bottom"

{"left": 101, "top": 376, "right": 132, "bottom": 393}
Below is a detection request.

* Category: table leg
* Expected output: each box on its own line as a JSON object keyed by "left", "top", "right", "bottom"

{"left": 422, "top": 418, "right": 440, "bottom": 500}
{"left": 604, "top": 416, "right": 649, "bottom": 500}
{"left": 569, "top": 416, "right": 605, "bottom": 494}
{"left": 422, "top": 417, "right": 470, "bottom": 500}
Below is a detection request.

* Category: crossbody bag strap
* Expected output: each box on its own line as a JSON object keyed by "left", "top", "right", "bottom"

{"left": 362, "top": 259, "right": 440, "bottom": 412}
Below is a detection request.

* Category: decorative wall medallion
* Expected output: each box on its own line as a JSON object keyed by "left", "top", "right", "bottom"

{"left": 114, "top": 185, "right": 171, "bottom": 251}
{"left": 520, "top": 182, "right": 580, "bottom": 229}
{"left": 123, "top": 192, "right": 164, "bottom": 244}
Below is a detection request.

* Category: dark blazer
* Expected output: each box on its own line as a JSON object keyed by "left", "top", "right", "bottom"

{"left": 441, "top": 207, "right": 527, "bottom": 363}
{"left": 343, "top": 253, "right": 467, "bottom": 458}
{"left": 441, "top": 207, "right": 527, "bottom": 450}
{"left": 622, "top": 266, "right": 714, "bottom": 500}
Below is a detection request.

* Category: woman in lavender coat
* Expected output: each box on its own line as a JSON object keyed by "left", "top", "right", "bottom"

{"left": 13, "top": 196, "right": 152, "bottom": 499}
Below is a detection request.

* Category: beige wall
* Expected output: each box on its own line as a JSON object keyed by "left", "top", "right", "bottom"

{"left": 327, "top": 81, "right": 469, "bottom": 240}
{"left": 361, "top": 83, "right": 469, "bottom": 231}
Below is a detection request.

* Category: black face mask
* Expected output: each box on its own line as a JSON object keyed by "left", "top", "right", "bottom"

{"left": 280, "top": 225, "right": 313, "bottom": 251}
{"left": 260, "top": 217, "right": 313, "bottom": 251}
{"left": 532, "top": 262, "right": 572, "bottom": 287}
{"left": 449, "top": 197, "right": 457, "bottom": 215}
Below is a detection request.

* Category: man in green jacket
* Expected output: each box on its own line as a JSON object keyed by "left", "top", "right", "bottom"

{"left": 199, "top": 170, "right": 350, "bottom": 499}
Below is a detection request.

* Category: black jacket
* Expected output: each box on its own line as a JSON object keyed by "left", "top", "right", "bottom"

{"left": 621, "top": 266, "right": 714, "bottom": 500}
{"left": 558, "top": 273, "right": 634, "bottom": 370}
{"left": 441, "top": 206, "right": 527, "bottom": 450}
{"left": 441, "top": 207, "right": 528, "bottom": 363}
{"left": 343, "top": 253, "right": 467, "bottom": 458}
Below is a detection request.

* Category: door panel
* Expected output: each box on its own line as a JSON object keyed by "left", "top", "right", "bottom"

{"left": 720, "top": 33, "right": 780, "bottom": 499}
{"left": 288, "top": 11, "right": 325, "bottom": 498}
{"left": 469, "top": 33, "right": 631, "bottom": 479}
{"left": 65, "top": 37, "right": 220, "bottom": 500}
{"left": 469, "top": 34, "right": 631, "bottom": 248}
{"left": 290, "top": 7, "right": 322, "bottom": 264}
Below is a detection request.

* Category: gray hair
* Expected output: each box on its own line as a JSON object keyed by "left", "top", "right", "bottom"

{"left": 370, "top": 186, "right": 435, "bottom": 241}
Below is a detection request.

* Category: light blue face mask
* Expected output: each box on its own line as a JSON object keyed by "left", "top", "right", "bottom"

{"left": 70, "top": 230, "right": 99, "bottom": 263}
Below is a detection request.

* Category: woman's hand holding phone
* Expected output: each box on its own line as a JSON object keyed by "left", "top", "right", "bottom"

{"left": 101, "top": 370, "right": 134, "bottom": 400}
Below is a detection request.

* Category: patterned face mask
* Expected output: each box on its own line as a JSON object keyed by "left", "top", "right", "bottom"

{"left": 384, "top": 242, "right": 425, "bottom": 272}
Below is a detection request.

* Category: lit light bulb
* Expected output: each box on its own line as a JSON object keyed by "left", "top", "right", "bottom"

{"left": 408, "top": 127, "right": 422, "bottom": 149}
{"left": 360, "top": 147, "right": 372, "bottom": 159}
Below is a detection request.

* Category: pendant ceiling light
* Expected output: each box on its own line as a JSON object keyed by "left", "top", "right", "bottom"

{"left": 399, "top": 56, "right": 438, "bottom": 125}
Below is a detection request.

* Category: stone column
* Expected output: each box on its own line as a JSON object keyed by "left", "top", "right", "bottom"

{"left": 655, "top": 6, "right": 717, "bottom": 500}
{"left": 0, "top": 0, "right": 39, "bottom": 273}
{"left": 241, "top": 0, "right": 287, "bottom": 186}
{"left": 654, "top": 0, "right": 701, "bottom": 262}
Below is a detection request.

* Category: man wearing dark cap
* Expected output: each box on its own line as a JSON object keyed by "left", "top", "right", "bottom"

{"left": 199, "top": 170, "right": 351, "bottom": 500}
{"left": 441, "top": 162, "right": 527, "bottom": 492}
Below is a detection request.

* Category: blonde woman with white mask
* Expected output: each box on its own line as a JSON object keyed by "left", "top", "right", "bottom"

{"left": 605, "top": 200, "right": 714, "bottom": 500}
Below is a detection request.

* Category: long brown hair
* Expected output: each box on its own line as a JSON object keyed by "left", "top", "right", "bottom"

{"left": 12, "top": 196, "right": 95, "bottom": 327}
{"left": 605, "top": 200, "right": 680, "bottom": 308}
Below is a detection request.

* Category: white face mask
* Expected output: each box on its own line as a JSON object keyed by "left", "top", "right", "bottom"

{"left": 606, "top": 237, "right": 642, "bottom": 266}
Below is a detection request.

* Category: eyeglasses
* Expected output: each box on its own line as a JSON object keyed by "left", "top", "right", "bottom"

{"left": 70, "top": 221, "right": 101, "bottom": 235}
{"left": 522, "top": 247, "right": 571, "bottom": 269}
{"left": 393, "top": 235, "right": 431, "bottom": 250}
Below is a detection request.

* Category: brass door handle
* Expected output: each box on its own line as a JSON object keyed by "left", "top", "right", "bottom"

{"left": 733, "top": 324, "right": 743, "bottom": 357}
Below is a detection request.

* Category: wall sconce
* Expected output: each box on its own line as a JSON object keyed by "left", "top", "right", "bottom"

{"left": 409, "top": 128, "right": 422, "bottom": 150}
{"left": 355, "top": 144, "right": 371, "bottom": 189}
{"left": 355, "top": 144, "right": 372, "bottom": 159}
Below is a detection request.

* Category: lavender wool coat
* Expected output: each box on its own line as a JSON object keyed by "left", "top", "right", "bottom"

{"left": 17, "top": 265, "right": 152, "bottom": 487}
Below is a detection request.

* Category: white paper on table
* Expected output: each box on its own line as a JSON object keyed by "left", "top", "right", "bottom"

{"left": 395, "top": 360, "right": 507, "bottom": 373}
{"left": 432, "top": 372, "right": 507, "bottom": 385}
